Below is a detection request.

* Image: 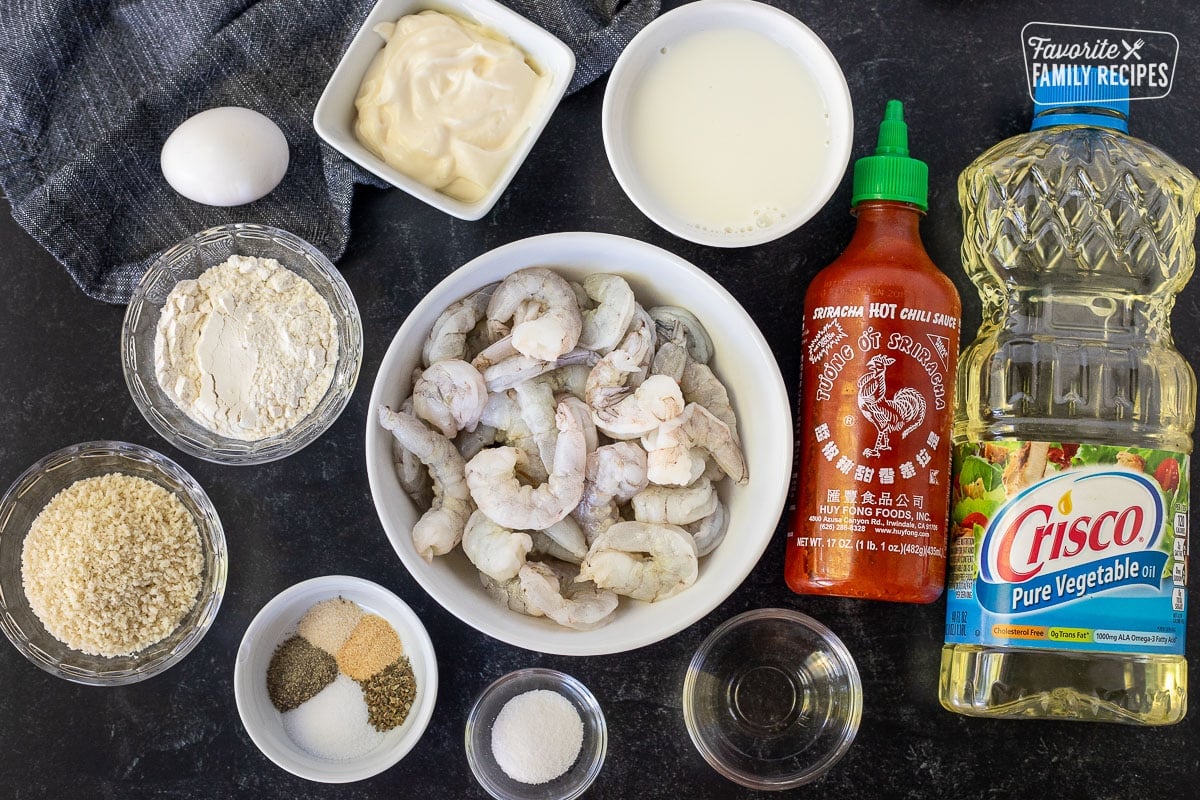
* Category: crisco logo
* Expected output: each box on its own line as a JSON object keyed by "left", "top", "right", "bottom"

{"left": 980, "top": 468, "right": 1164, "bottom": 584}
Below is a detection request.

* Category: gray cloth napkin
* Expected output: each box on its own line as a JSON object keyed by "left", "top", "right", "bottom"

{"left": 0, "top": 0, "right": 659, "bottom": 304}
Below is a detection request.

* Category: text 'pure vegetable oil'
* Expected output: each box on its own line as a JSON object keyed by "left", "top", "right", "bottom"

{"left": 940, "top": 81, "right": 1197, "bottom": 725}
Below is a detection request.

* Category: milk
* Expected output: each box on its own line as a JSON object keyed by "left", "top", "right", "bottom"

{"left": 626, "top": 27, "right": 832, "bottom": 236}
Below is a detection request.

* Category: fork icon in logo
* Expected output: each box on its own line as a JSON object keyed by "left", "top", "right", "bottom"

{"left": 1122, "top": 38, "right": 1145, "bottom": 60}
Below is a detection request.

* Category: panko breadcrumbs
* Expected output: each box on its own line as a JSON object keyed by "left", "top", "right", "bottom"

{"left": 20, "top": 472, "right": 203, "bottom": 657}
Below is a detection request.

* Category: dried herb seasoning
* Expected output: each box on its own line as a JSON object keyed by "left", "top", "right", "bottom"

{"left": 359, "top": 657, "right": 417, "bottom": 731}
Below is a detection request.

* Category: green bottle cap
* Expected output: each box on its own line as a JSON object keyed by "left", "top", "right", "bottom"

{"left": 850, "top": 99, "right": 929, "bottom": 211}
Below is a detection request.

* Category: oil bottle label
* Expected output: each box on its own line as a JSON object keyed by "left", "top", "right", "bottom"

{"left": 945, "top": 440, "right": 1188, "bottom": 654}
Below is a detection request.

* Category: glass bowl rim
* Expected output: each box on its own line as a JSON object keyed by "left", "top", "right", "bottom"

{"left": 464, "top": 667, "right": 608, "bottom": 800}
{"left": 120, "top": 222, "right": 363, "bottom": 466}
{"left": 0, "top": 439, "right": 228, "bottom": 685}
{"left": 681, "top": 607, "right": 863, "bottom": 790}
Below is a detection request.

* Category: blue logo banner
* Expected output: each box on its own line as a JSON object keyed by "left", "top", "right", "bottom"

{"left": 976, "top": 552, "right": 1169, "bottom": 614}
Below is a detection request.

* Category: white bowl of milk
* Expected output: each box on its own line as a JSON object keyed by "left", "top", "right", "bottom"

{"left": 602, "top": 0, "right": 853, "bottom": 247}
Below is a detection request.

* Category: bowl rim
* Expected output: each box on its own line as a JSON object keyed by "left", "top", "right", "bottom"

{"left": 601, "top": 0, "right": 854, "bottom": 247}
{"left": 364, "top": 231, "right": 793, "bottom": 656}
{"left": 464, "top": 667, "right": 607, "bottom": 800}
{"left": 232, "top": 574, "right": 440, "bottom": 783}
{"left": 312, "top": 0, "right": 577, "bottom": 221}
{"left": 0, "top": 440, "right": 227, "bottom": 685}
{"left": 681, "top": 607, "right": 863, "bottom": 790}
{"left": 121, "top": 222, "right": 363, "bottom": 466}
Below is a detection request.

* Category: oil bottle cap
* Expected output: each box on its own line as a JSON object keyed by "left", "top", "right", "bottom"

{"left": 851, "top": 100, "right": 928, "bottom": 211}
{"left": 1031, "top": 80, "right": 1130, "bottom": 132}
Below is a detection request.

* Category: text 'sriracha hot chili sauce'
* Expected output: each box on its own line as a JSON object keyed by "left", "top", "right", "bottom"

{"left": 785, "top": 100, "right": 961, "bottom": 603}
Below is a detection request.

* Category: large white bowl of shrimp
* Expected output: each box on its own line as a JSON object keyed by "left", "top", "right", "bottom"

{"left": 366, "top": 232, "right": 791, "bottom": 655}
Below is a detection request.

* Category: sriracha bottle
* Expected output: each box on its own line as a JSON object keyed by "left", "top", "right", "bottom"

{"left": 785, "top": 100, "right": 961, "bottom": 603}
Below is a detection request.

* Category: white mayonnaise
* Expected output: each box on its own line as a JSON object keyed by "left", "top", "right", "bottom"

{"left": 354, "top": 11, "right": 549, "bottom": 203}
{"left": 626, "top": 27, "right": 832, "bottom": 234}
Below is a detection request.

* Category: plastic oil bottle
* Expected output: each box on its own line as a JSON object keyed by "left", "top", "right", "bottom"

{"left": 940, "top": 82, "right": 1197, "bottom": 724}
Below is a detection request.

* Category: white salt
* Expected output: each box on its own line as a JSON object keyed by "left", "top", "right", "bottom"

{"left": 282, "top": 673, "right": 385, "bottom": 760}
{"left": 491, "top": 689, "right": 584, "bottom": 784}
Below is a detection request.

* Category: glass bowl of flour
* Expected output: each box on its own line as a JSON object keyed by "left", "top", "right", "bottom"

{"left": 122, "top": 223, "right": 363, "bottom": 465}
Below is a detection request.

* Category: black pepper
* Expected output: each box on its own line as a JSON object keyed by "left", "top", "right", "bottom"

{"left": 358, "top": 656, "right": 417, "bottom": 731}
{"left": 266, "top": 635, "right": 339, "bottom": 712}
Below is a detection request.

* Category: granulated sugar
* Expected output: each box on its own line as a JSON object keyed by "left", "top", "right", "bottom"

{"left": 281, "top": 674, "right": 384, "bottom": 760}
{"left": 491, "top": 689, "right": 583, "bottom": 784}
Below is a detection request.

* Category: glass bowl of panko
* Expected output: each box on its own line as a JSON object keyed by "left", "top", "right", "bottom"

{"left": 0, "top": 440, "right": 227, "bottom": 685}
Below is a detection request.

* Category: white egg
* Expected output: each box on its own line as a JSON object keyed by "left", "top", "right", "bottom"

{"left": 161, "top": 107, "right": 289, "bottom": 207}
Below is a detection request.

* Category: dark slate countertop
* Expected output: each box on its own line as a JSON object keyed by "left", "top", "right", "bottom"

{"left": 2, "top": 1, "right": 1198, "bottom": 797}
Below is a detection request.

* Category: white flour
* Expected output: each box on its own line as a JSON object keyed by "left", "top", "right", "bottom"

{"left": 154, "top": 255, "right": 339, "bottom": 441}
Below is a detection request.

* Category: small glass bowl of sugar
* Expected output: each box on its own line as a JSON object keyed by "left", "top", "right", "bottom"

{"left": 465, "top": 668, "right": 607, "bottom": 800}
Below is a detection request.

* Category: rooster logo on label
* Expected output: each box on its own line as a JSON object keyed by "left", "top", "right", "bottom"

{"left": 857, "top": 353, "right": 927, "bottom": 458}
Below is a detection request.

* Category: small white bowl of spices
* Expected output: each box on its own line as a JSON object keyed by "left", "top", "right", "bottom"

{"left": 234, "top": 575, "right": 438, "bottom": 783}
{"left": 465, "top": 668, "right": 607, "bottom": 800}
{"left": 313, "top": 0, "right": 575, "bottom": 220}
{"left": 122, "top": 223, "right": 363, "bottom": 465}
{"left": 0, "top": 441, "right": 227, "bottom": 685}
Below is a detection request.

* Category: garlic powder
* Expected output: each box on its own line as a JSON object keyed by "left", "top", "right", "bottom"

{"left": 154, "top": 255, "right": 339, "bottom": 441}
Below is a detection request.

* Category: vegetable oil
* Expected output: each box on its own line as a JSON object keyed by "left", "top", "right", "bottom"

{"left": 940, "top": 82, "right": 1197, "bottom": 724}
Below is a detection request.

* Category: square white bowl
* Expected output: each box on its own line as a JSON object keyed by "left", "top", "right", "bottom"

{"left": 314, "top": 0, "right": 575, "bottom": 220}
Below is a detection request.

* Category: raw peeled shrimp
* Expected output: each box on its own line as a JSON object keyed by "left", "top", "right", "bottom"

{"left": 640, "top": 435, "right": 709, "bottom": 487}
{"left": 465, "top": 399, "right": 587, "bottom": 529}
{"left": 585, "top": 305, "right": 656, "bottom": 409}
{"left": 480, "top": 390, "right": 549, "bottom": 483}
{"left": 423, "top": 284, "right": 496, "bottom": 366}
{"left": 518, "top": 561, "right": 619, "bottom": 630}
{"left": 572, "top": 442, "right": 649, "bottom": 544}
{"left": 473, "top": 335, "right": 598, "bottom": 392}
{"left": 646, "top": 403, "right": 747, "bottom": 486}
{"left": 538, "top": 363, "right": 591, "bottom": 400}
{"left": 412, "top": 359, "right": 488, "bottom": 438}
{"left": 578, "top": 521, "right": 699, "bottom": 602}
{"left": 514, "top": 378, "right": 558, "bottom": 470}
{"left": 680, "top": 360, "right": 742, "bottom": 448}
{"left": 530, "top": 516, "right": 589, "bottom": 564}
{"left": 650, "top": 318, "right": 689, "bottom": 382}
{"left": 462, "top": 510, "right": 532, "bottom": 582}
{"left": 591, "top": 374, "right": 684, "bottom": 440}
{"left": 685, "top": 500, "right": 729, "bottom": 557}
{"left": 455, "top": 423, "right": 498, "bottom": 461}
{"left": 393, "top": 395, "right": 433, "bottom": 510}
{"left": 631, "top": 476, "right": 719, "bottom": 525}
{"left": 487, "top": 267, "right": 583, "bottom": 361}
{"left": 558, "top": 394, "right": 599, "bottom": 455}
{"left": 636, "top": 374, "right": 685, "bottom": 422}
{"left": 648, "top": 306, "right": 713, "bottom": 364}
{"left": 378, "top": 406, "right": 473, "bottom": 562}
{"left": 578, "top": 274, "right": 636, "bottom": 352}
{"left": 479, "top": 571, "right": 543, "bottom": 617}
